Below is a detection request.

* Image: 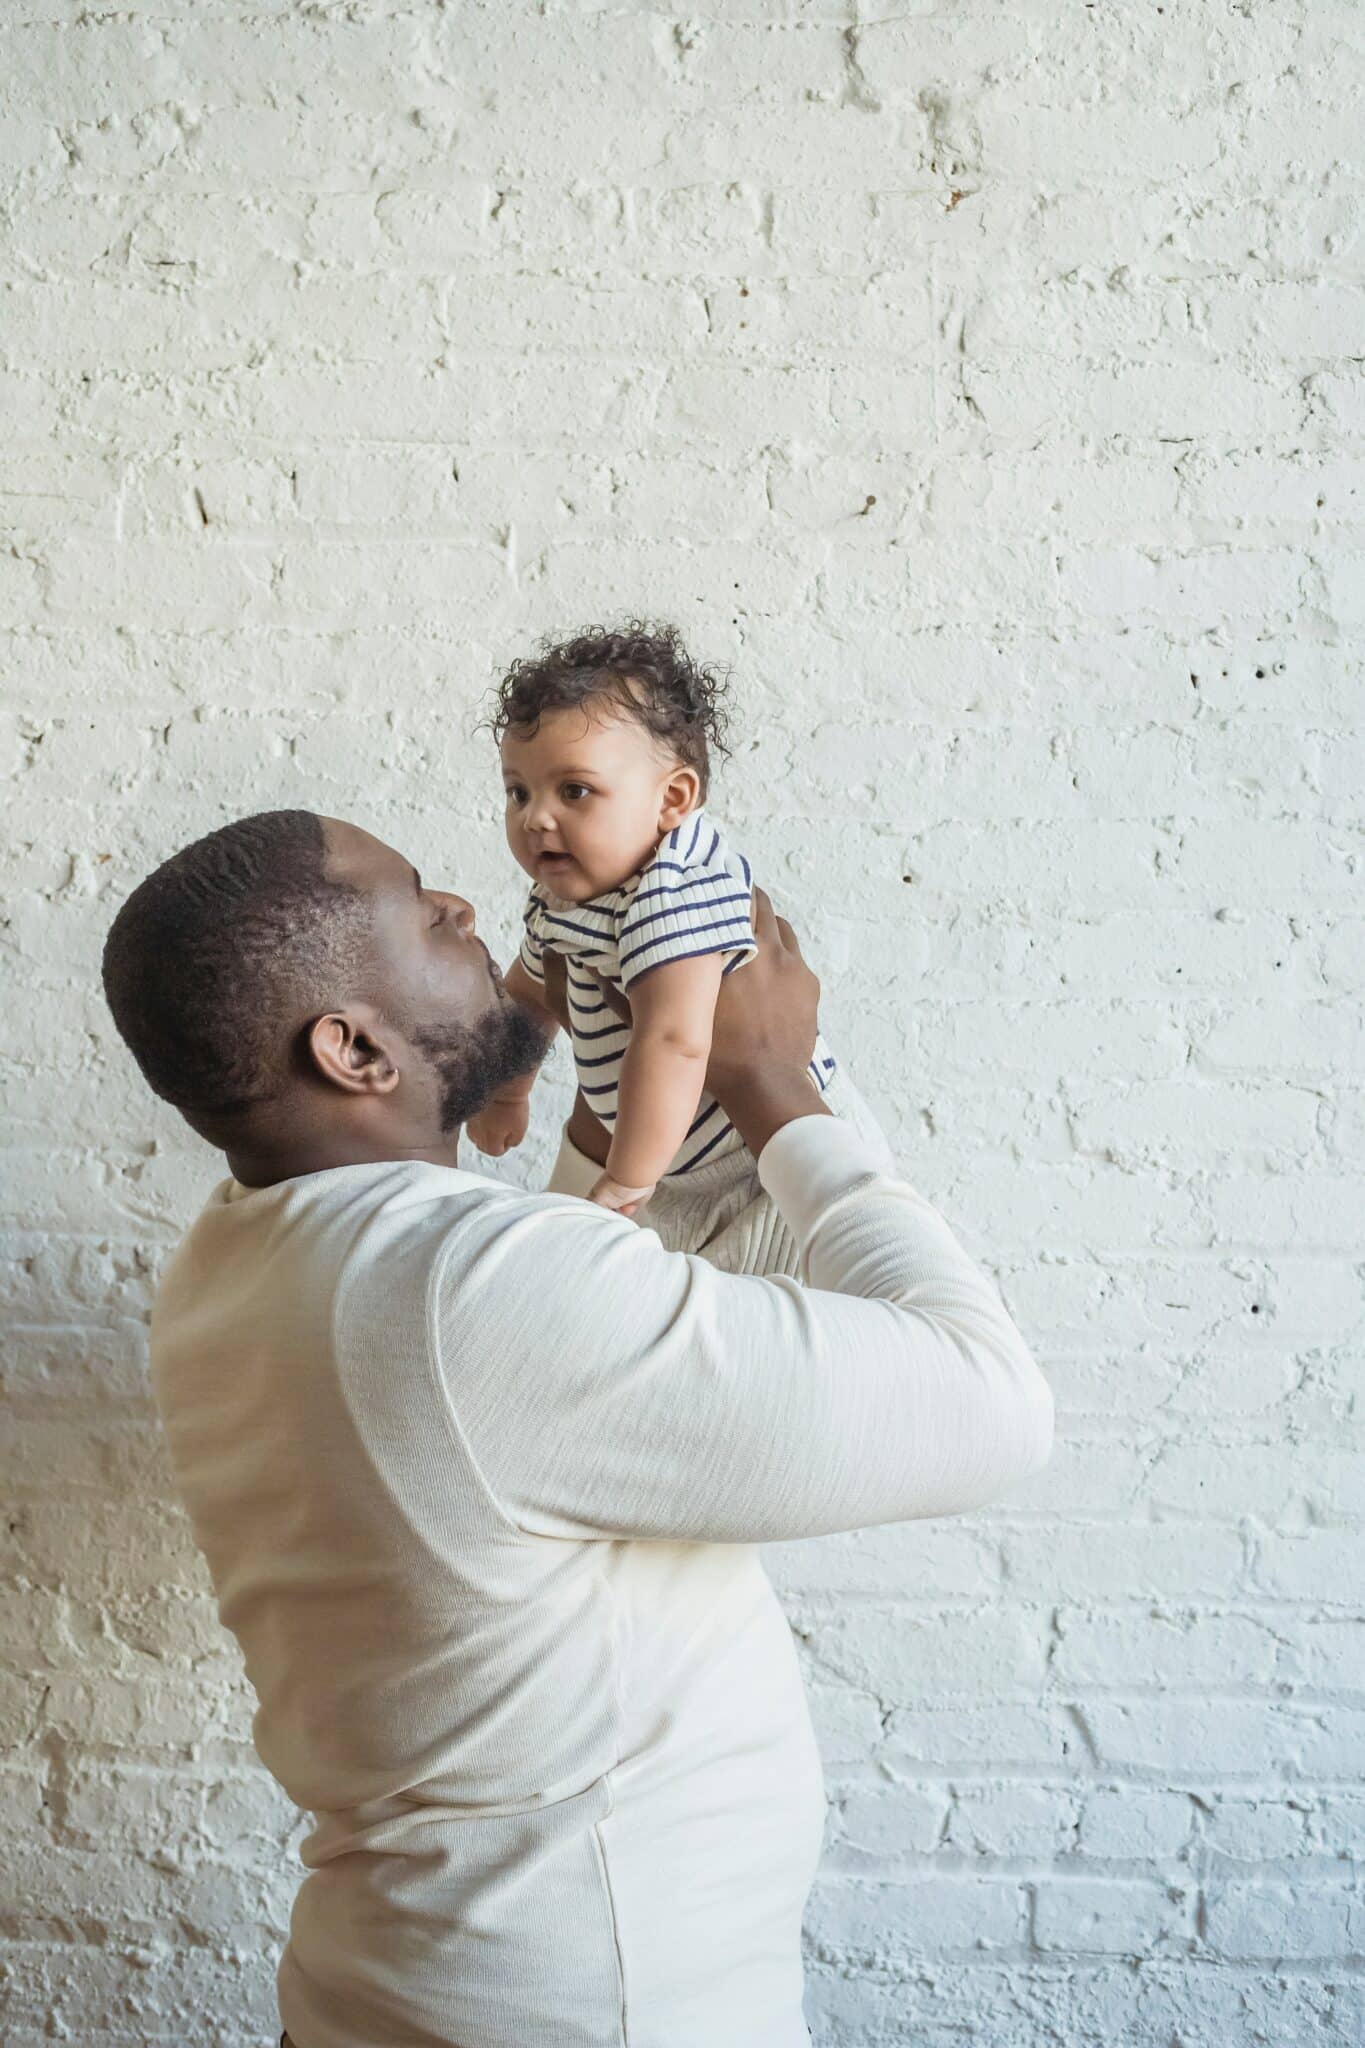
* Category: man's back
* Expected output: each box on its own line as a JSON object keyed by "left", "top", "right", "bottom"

{"left": 152, "top": 1159, "right": 826, "bottom": 2048}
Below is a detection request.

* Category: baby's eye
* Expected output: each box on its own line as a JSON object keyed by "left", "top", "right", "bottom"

{"left": 562, "top": 782, "right": 591, "bottom": 802}
{"left": 505, "top": 785, "right": 527, "bottom": 806}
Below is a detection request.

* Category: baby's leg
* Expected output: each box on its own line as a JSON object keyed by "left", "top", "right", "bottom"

{"left": 642, "top": 1162, "right": 803, "bottom": 1278}
{"left": 650, "top": 1069, "right": 896, "bottom": 1278}
{"left": 546, "top": 1070, "right": 894, "bottom": 1278}
{"left": 545, "top": 1089, "right": 612, "bottom": 1197}
{"left": 545, "top": 1123, "right": 602, "bottom": 1200}
{"left": 693, "top": 1182, "right": 803, "bottom": 1278}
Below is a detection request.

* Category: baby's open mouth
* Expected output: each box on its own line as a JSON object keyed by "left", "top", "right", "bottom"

{"left": 536, "top": 851, "right": 573, "bottom": 869}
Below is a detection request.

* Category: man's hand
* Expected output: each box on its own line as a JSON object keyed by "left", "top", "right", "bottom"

{"left": 707, "top": 887, "right": 829, "bottom": 1157}
{"left": 708, "top": 887, "right": 819, "bottom": 1085}
{"left": 467, "top": 1092, "right": 531, "bottom": 1158}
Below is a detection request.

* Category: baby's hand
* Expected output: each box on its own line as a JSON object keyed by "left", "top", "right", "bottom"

{"left": 588, "top": 1173, "right": 656, "bottom": 1219}
{"left": 467, "top": 1095, "right": 531, "bottom": 1158}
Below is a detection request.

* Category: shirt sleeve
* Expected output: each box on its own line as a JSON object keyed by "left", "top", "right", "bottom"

{"left": 517, "top": 892, "right": 547, "bottom": 986}
{"left": 614, "top": 836, "right": 756, "bottom": 991}
{"left": 440, "top": 1117, "right": 1055, "bottom": 1546}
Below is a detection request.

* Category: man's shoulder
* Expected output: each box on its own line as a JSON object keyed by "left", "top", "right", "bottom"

{"left": 164, "top": 1158, "right": 535, "bottom": 1271}
{"left": 311, "top": 1161, "right": 631, "bottom": 1319}
{"left": 433, "top": 1175, "right": 659, "bottom": 1358}
{"left": 153, "top": 1159, "right": 615, "bottom": 1349}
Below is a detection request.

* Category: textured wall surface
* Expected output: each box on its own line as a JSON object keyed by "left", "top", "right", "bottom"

{"left": 3, "top": 1, "right": 1364, "bottom": 2042}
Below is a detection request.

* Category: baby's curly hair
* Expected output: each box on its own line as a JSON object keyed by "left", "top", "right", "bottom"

{"left": 487, "top": 621, "right": 731, "bottom": 796}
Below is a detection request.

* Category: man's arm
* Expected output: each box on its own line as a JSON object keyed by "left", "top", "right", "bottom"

{"left": 443, "top": 1121, "right": 1053, "bottom": 1544}
{"left": 442, "top": 892, "right": 1053, "bottom": 1545}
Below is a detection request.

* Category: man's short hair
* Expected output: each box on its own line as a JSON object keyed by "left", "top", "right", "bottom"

{"left": 102, "top": 810, "right": 372, "bottom": 1121}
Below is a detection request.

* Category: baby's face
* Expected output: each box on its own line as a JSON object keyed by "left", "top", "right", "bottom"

{"left": 501, "top": 700, "right": 694, "bottom": 902}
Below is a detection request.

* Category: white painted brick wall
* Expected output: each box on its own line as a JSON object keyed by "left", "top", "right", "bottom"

{"left": 2, "top": 1, "right": 1362, "bottom": 2041}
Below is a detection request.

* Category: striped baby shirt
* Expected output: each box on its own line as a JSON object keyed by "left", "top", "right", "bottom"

{"left": 519, "top": 808, "right": 838, "bottom": 1178}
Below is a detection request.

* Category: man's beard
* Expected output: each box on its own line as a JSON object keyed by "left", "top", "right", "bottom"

{"left": 410, "top": 997, "right": 550, "bottom": 1135}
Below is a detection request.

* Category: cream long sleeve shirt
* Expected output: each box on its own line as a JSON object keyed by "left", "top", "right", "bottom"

{"left": 148, "top": 1114, "right": 1054, "bottom": 2048}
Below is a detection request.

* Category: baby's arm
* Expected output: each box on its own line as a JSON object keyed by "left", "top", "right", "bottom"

{"left": 591, "top": 953, "right": 726, "bottom": 1213}
{"left": 466, "top": 956, "right": 561, "bottom": 1157}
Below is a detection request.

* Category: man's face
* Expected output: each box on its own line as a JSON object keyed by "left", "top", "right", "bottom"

{"left": 321, "top": 819, "right": 547, "bottom": 1132}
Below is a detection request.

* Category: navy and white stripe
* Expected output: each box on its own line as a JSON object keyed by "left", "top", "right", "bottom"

{"left": 518, "top": 809, "right": 837, "bottom": 1178}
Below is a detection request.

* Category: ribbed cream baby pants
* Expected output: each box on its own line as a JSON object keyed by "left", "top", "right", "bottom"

{"left": 546, "top": 1067, "right": 895, "bottom": 1279}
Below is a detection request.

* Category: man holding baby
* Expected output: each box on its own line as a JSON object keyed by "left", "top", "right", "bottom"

{"left": 102, "top": 629, "right": 1053, "bottom": 2048}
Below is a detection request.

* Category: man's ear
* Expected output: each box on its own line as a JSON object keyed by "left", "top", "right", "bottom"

{"left": 304, "top": 1009, "right": 402, "bottom": 1097}
{"left": 658, "top": 766, "right": 701, "bottom": 834}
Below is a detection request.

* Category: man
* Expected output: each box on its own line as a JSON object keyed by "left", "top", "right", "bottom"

{"left": 102, "top": 809, "right": 1053, "bottom": 2048}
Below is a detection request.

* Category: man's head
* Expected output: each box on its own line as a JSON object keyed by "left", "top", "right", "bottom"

{"left": 101, "top": 811, "right": 550, "bottom": 1181}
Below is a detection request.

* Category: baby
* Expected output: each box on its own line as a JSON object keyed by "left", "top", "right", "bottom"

{"left": 468, "top": 623, "right": 891, "bottom": 1278}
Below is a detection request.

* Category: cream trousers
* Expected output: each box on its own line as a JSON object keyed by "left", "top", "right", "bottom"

{"left": 546, "top": 1067, "right": 895, "bottom": 1279}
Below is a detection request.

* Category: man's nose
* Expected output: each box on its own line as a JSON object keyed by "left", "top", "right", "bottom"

{"left": 436, "top": 892, "right": 476, "bottom": 934}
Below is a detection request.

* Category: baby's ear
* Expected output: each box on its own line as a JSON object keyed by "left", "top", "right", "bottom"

{"left": 658, "top": 765, "right": 701, "bottom": 831}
